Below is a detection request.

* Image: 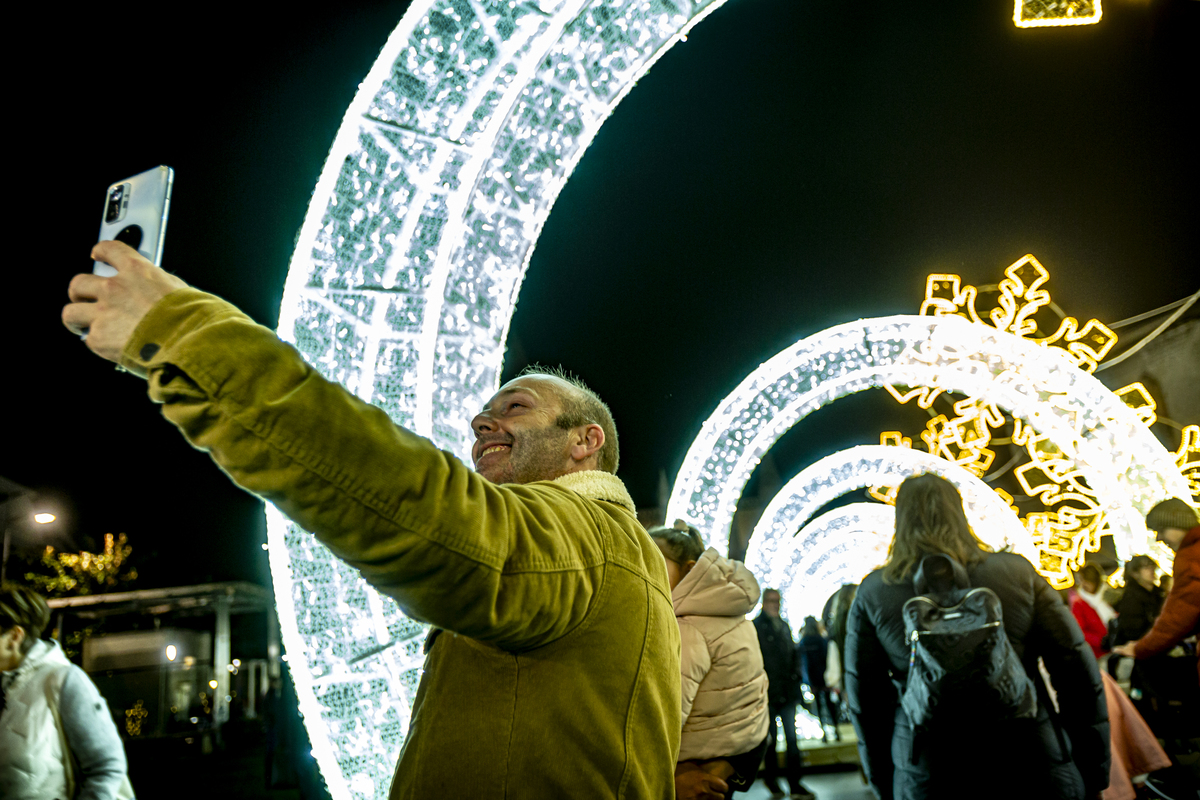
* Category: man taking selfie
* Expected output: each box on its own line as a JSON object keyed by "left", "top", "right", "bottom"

{"left": 62, "top": 241, "right": 682, "bottom": 798}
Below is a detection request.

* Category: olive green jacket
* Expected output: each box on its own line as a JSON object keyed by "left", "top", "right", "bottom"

{"left": 120, "top": 288, "right": 681, "bottom": 798}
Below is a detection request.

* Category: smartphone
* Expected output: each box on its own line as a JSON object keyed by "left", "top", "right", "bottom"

{"left": 94, "top": 165, "right": 174, "bottom": 277}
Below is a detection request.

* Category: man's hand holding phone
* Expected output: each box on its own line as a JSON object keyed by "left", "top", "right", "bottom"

{"left": 63, "top": 240, "right": 188, "bottom": 363}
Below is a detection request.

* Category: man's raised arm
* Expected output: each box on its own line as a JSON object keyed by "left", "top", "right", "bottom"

{"left": 63, "top": 242, "right": 606, "bottom": 652}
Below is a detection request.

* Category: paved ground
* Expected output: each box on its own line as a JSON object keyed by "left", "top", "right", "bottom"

{"left": 126, "top": 730, "right": 314, "bottom": 800}
{"left": 747, "top": 724, "right": 874, "bottom": 800}
{"left": 744, "top": 770, "right": 874, "bottom": 800}
{"left": 122, "top": 723, "right": 868, "bottom": 799}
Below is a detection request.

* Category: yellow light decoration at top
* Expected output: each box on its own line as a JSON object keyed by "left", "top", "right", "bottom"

{"left": 1015, "top": 0, "right": 1102, "bottom": 28}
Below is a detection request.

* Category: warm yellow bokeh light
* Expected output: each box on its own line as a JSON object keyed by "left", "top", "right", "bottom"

{"left": 33, "top": 513, "right": 56, "bottom": 524}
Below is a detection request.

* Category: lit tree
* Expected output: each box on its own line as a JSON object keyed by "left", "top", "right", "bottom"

{"left": 25, "top": 533, "right": 138, "bottom": 597}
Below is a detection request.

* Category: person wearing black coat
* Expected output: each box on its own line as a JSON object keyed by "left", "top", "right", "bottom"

{"left": 797, "top": 616, "right": 836, "bottom": 739}
{"left": 1112, "top": 555, "right": 1165, "bottom": 646}
{"left": 845, "top": 474, "right": 1110, "bottom": 800}
{"left": 753, "top": 590, "right": 814, "bottom": 799}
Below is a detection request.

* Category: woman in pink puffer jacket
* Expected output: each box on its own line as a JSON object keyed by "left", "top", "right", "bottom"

{"left": 650, "top": 521, "right": 770, "bottom": 800}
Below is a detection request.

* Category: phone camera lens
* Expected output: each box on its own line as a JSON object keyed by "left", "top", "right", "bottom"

{"left": 105, "top": 187, "right": 125, "bottom": 223}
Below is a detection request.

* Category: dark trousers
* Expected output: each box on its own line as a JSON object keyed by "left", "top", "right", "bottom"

{"left": 763, "top": 701, "right": 803, "bottom": 794}
{"left": 811, "top": 687, "right": 839, "bottom": 739}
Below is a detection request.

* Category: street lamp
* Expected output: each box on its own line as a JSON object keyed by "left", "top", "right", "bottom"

{"left": 0, "top": 481, "right": 59, "bottom": 583}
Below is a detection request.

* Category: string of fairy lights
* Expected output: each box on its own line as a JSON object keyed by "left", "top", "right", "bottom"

{"left": 268, "top": 1, "right": 1184, "bottom": 798}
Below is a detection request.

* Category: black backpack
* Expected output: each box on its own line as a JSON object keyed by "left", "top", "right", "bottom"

{"left": 901, "top": 554, "right": 1037, "bottom": 738}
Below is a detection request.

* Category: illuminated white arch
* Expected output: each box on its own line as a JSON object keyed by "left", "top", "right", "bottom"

{"left": 269, "top": 1, "right": 736, "bottom": 797}
{"left": 667, "top": 315, "right": 1189, "bottom": 562}
{"left": 771, "top": 502, "right": 892, "bottom": 620}
{"left": 750, "top": 446, "right": 1032, "bottom": 611}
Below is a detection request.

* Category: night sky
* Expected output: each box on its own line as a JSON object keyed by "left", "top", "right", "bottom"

{"left": 6, "top": 0, "right": 1197, "bottom": 591}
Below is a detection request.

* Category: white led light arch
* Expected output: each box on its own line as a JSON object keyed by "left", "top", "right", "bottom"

{"left": 770, "top": 502, "right": 893, "bottom": 620}
{"left": 750, "top": 446, "right": 1033, "bottom": 618}
{"left": 270, "top": 1, "right": 736, "bottom": 797}
{"left": 665, "top": 314, "right": 1190, "bottom": 564}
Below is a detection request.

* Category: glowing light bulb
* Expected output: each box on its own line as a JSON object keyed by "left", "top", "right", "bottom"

{"left": 34, "top": 513, "right": 55, "bottom": 524}
{"left": 166, "top": 645, "right": 177, "bottom": 662}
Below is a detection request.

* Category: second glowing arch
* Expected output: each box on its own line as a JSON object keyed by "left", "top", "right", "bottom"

{"left": 665, "top": 314, "right": 1190, "bottom": 568}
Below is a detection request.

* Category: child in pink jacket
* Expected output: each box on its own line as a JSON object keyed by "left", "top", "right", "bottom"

{"left": 651, "top": 521, "right": 770, "bottom": 800}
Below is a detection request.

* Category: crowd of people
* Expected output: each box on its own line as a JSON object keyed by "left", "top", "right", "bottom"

{"left": 2, "top": 241, "right": 1197, "bottom": 798}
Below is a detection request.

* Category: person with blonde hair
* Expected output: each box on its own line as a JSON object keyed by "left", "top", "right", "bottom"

{"left": 1, "top": 583, "right": 131, "bottom": 799}
{"left": 844, "top": 473, "right": 1110, "bottom": 800}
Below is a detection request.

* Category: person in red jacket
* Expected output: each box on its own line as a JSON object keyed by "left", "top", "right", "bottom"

{"left": 1113, "top": 498, "right": 1200, "bottom": 684}
{"left": 1070, "top": 564, "right": 1115, "bottom": 659}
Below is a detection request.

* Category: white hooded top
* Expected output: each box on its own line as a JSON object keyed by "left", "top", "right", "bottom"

{"left": 673, "top": 547, "right": 770, "bottom": 761}
{"left": 0, "top": 639, "right": 130, "bottom": 800}
{"left": 1, "top": 638, "right": 73, "bottom": 800}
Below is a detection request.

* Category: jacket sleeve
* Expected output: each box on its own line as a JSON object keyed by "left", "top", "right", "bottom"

{"left": 119, "top": 289, "right": 610, "bottom": 652}
{"left": 1027, "top": 564, "right": 1111, "bottom": 796}
{"left": 679, "top": 620, "right": 711, "bottom": 725}
{"left": 1134, "top": 565, "right": 1200, "bottom": 659}
{"left": 844, "top": 592, "right": 896, "bottom": 800}
{"left": 58, "top": 668, "right": 128, "bottom": 800}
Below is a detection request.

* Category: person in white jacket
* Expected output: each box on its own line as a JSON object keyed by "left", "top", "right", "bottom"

{"left": 1, "top": 583, "right": 132, "bottom": 800}
{"left": 650, "top": 521, "right": 770, "bottom": 800}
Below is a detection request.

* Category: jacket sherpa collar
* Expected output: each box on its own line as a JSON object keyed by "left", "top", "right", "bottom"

{"left": 551, "top": 470, "right": 636, "bottom": 514}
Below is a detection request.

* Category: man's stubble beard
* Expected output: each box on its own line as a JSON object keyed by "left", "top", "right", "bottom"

{"left": 491, "top": 424, "right": 572, "bottom": 485}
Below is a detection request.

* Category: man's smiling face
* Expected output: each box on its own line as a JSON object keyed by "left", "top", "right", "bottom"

{"left": 471, "top": 375, "right": 574, "bottom": 485}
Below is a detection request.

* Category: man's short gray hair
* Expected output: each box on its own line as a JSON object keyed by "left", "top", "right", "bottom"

{"left": 517, "top": 365, "right": 619, "bottom": 474}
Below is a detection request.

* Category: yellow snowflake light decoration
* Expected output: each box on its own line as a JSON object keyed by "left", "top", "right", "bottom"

{"left": 1015, "top": 0, "right": 1102, "bottom": 28}
{"left": 1115, "top": 383, "right": 1157, "bottom": 426}
{"left": 878, "top": 255, "right": 1193, "bottom": 587}
{"left": 921, "top": 256, "right": 1118, "bottom": 373}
